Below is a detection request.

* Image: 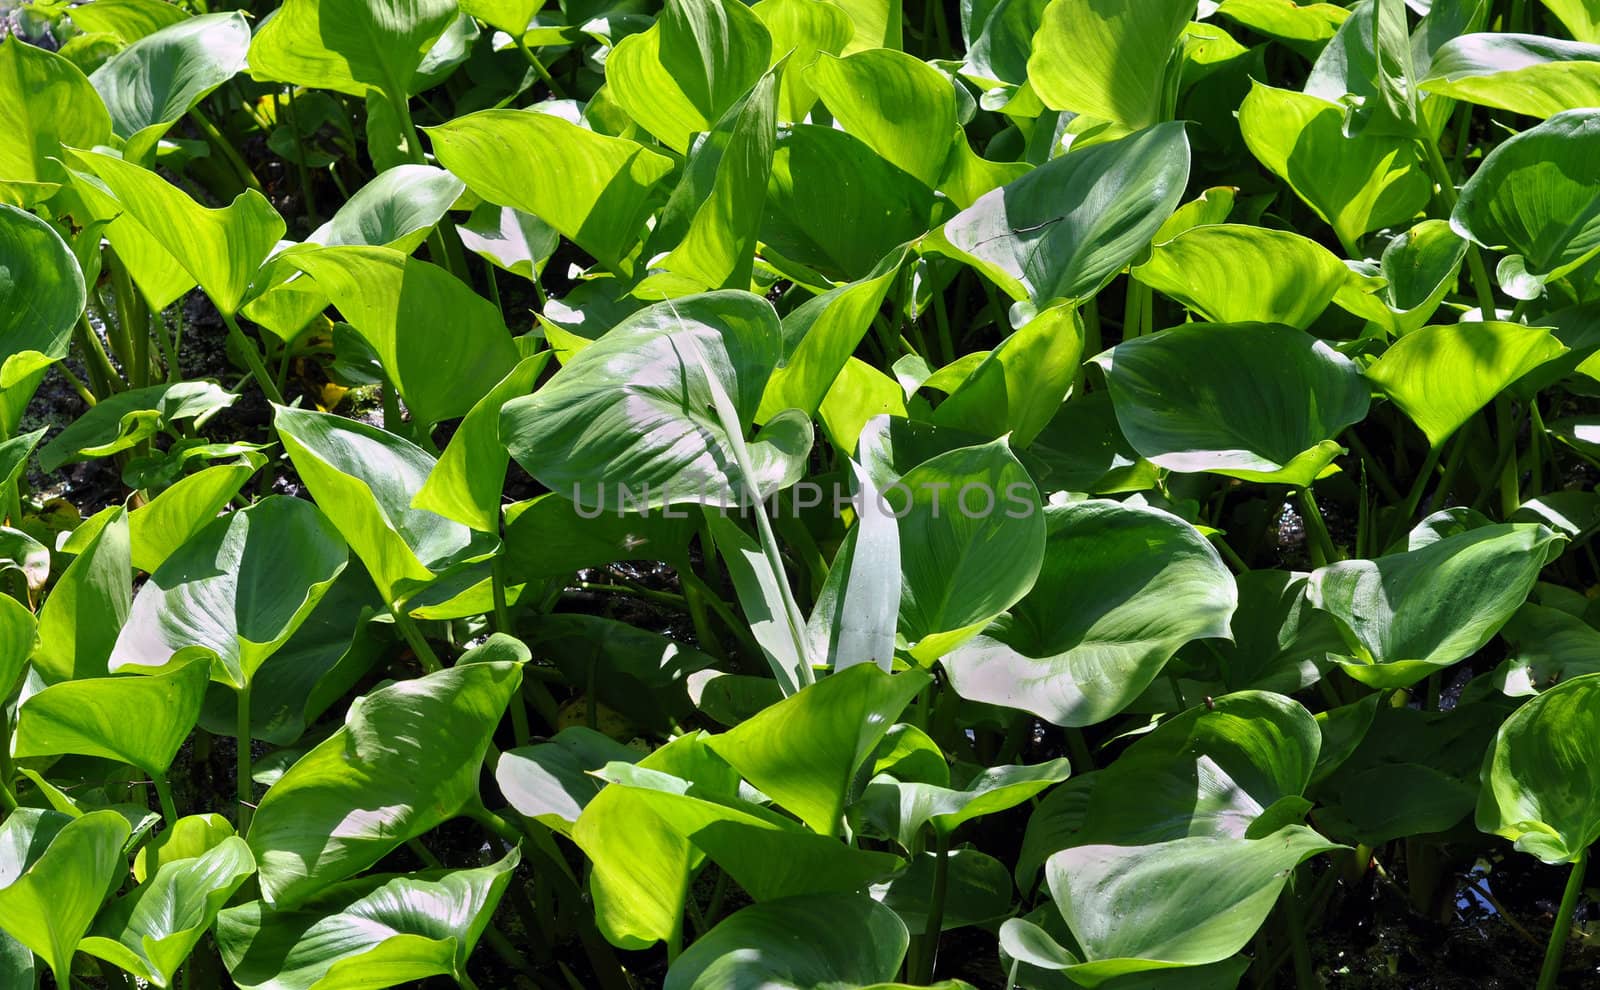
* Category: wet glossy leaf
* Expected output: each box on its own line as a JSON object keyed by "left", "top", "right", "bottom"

{"left": 1092, "top": 322, "right": 1370, "bottom": 486}
{"left": 1478, "top": 672, "right": 1600, "bottom": 864}
{"left": 110, "top": 497, "right": 348, "bottom": 689}
{"left": 248, "top": 661, "right": 523, "bottom": 906}
{"left": 945, "top": 500, "right": 1236, "bottom": 727}
{"left": 427, "top": 108, "right": 675, "bottom": 274}
{"left": 217, "top": 850, "right": 519, "bottom": 990}
{"left": 81, "top": 837, "right": 256, "bottom": 987}
{"left": 1307, "top": 522, "right": 1566, "bottom": 688}
{"left": 1422, "top": 33, "right": 1600, "bottom": 118}
{"left": 90, "top": 12, "right": 250, "bottom": 164}
{"left": 940, "top": 122, "right": 1191, "bottom": 308}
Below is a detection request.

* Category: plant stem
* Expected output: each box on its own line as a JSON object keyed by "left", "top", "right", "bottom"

{"left": 74, "top": 314, "right": 122, "bottom": 396}
{"left": 1283, "top": 871, "right": 1315, "bottom": 990}
{"left": 1298, "top": 488, "right": 1339, "bottom": 566}
{"left": 1537, "top": 848, "right": 1586, "bottom": 990}
{"left": 219, "top": 311, "right": 286, "bottom": 404}
{"left": 391, "top": 603, "right": 443, "bottom": 673}
{"left": 1496, "top": 396, "right": 1521, "bottom": 518}
{"left": 1418, "top": 136, "right": 1498, "bottom": 317}
{"left": 912, "top": 829, "right": 952, "bottom": 984}
{"left": 152, "top": 772, "right": 179, "bottom": 825}
{"left": 515, "top": 36, "right": 567, "bottom": 97}
{"left": 236, "top": 684, "right": 253, "bottom": 835}
{"left": 1389, "top": 443, "right": 1443, "bottom": 547}
{"left": 189, "top": 107, "right": 263, "bottom": 193}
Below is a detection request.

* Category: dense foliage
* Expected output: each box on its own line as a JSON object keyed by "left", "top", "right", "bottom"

{"left": 1, "top": 0, "right": 1599, "bottom": 986}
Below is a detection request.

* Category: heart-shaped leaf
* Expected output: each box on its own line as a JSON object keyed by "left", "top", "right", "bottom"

{"left": 1027, "top": 0, "right": 1194, "bottom": 131}
{"left": 248, "top": 661, "right": 522, "bottom": 906}
{"left": 1307, "top": 522, "right": 1566, "bottom": 688}
{"left": 0, "top": 809, "right": 132, "bottom": 986}
{"left": 940, "top": 122, "right": 1191, "bottom": 308}
{"left": 0, "top": 37, "right": 111, "bottom": 203}
{"left": 1453, "top": 108, "right": 1600, "bottom": 300}
{"left": 14, "top": 657, "right": 211, "bottom": 778}
{"left": 1091, "top": 322, "right": 1370, "bottom": 486}
{"left": 1478, "top": 672, "right": 1600, "bottom": 864}
{"left": 426, "top": 109, "right": 675, "bottom": 275}
{"left": 217, "top": 850, "right": 519, "bottom": 990}
{"left": 1364, "top": 321, "right": 1566, "bottom": 448}
{"left": 246, "top": 0, "right": 457, "bottom": 101}
{"left": 109, "top": 497, "right": 349, "bottom": 689}
{"left": 89, "top": 12, "right": 250, "bottom": 164}
{"left": 1133, "top": 224, "right": 1351, "bottom": 329}
{"left": 605, "top": 0, "right": 773, "bottom": 152}
{"left": 944, "top": 500, "right": 1236, "bottom": 727}
{"left": 1422, "top": 33, "right": 1600, "bottom": 119}
{"left": 808, "top": 49, "right": 956, "bottom": 188}
{"left": 80, "top": 836, "right": 256, "bottom": 987}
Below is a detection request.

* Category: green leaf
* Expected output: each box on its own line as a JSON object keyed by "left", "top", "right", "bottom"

{"left": 14, "top": 658, "right": 210, "bottom": 777}
{"left": 763, "top": 125, "right": 937, "bottom": 283}
{"left": 808, "top": 49, "right": 956, "bottom": 188}
{"left": 459, "top": 0, "right": 543, "bottom": 34}
{"left": 413, "top": 354, "right": 549, "bottom": 532}
{"left": 1478, "top": 672, "right": 1600, "bottom": 864}
{"left": 1040, "top": 826, "right": 1342, "bottom": 985}
{"left": 89, "top": 12, "right": 250, "bottom": 164}
{"left": 638, "top": 66, "right": 778, "bottom": 296}
{"left": 1453, "top": 109, "right": 1600, "bottom": 300}
{"left": 855, "top": 760, "right": 1072, "bottom": 848}
{"left": 502, "top": 292, "right": 808, "bottom": 510}
{"left": 945, "top": 500, "right": 1236, "bottom": 727}
{"left": 69, "top": 0, "right": 191, "bottom": 43}
{"left": 73, "top": 149, "right": 284, "bottom": 316}
{"left": 249, "top": 662, "right": 523, "bottom": 906}
{"left": 886, "top": 435, "right": 1046, "bottom": 661}
{"left": 606, "top": 0, "right": 773, "bottom": 152}
{"left": 751, "top": 0, "right": 853, "bottom": 121}
{"left": 274, "top": 404, "right": 484, "bottom": 606}
{"left": 931, "top": 303, "right": 1083, "bottom": 447}
{"left": 939, "top": 122, "right": 1191, "bottom": 308}
{"left": 288, "top": 247, "right": 518, "bottom": 428}
{"left": 307, "top": 163, "right": 465, "bottom": 253}
{"left": 1238, "top": 82, "right": 1431, "bottom": 253}
{"left": 0, "top": 809, "right": 132, "bottom": 986}
{"left": 81, "top": 837, "right": 256, "bottom": 987}
{"left": 1075, "top": 692, "right": 1320, "bottom": 846}
{"left": 706, "top": 664, "right": 931, "bottom": 835}
{"left": 128, "top": 461, "right": 261, "bottom": 573}
{"left": 1334, "top": 219, "right": 1467, "bottom": 335}
{"left": 0, "top": 203, "right": 85, "bottom": 370}
{"left": 1090, "top": 322, "right": 1371, "bottom": 486}
{"left": 34, "top": 507, "right": 130, "bottom": 682}
{"left": 135, "top": 814, "right": 236, "bottom": 884}
{"left": 757, "top": 245, "right": 906, "bottom": 420}
{"left": 0, "top": 36, "right": 111, "bottom": 203}
{"left": 1421, "top": 33, "right": 1600, "bottom": 119}
{"left": 38, "top": 381, "right": 236, "bottom": 472}
{"left": 1307, "top": 522, "right": 1566, "bottom": 688}
{"left": 526, "top": 614, "right": 718, "bottom": 732}
{"left": 426, "top": 109, "right": 674, "bottom": 275}
{"left": 1364, "top": 321, "right": 1567, "bottom": 449}
{"left": 1542, "top": 0, "right": 1600, "bottom": 42}
{"left": 1214, "top": 0, "right": 1349, "bottom": 48}
{"left": 217, "top": 850, "right": 519, "bottom": 990}
{"left": 496, "top": 727, "right": 642, "bottom": 835}
{"left": 1134, "top": 224, "right": 1350, "bottom": 329}
{"left": 664, "top": 894, "right": 908, "bottom": 990}
{"left": 805, "top": 460, "right": 901, "bottom": 671}
{"left": 456, "top": 203, "right": 557, "bottom": 280}
{"left": 1492, "top": 604, "right": 1600, "bottom": 697}
{"left": 245, "top": 0, "right": 457, "bottom": 100}
{"left": 705, "top": 509, "right": 811, "bottom": 692}
{"left": 1027, "top": 0, "right": 1193, "bottom": 131}
{"left": 0, "top": 594, "right": 34, "bottom": 696}
{"left": 109, "top": 497, "right": 348, "bottom": 690}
